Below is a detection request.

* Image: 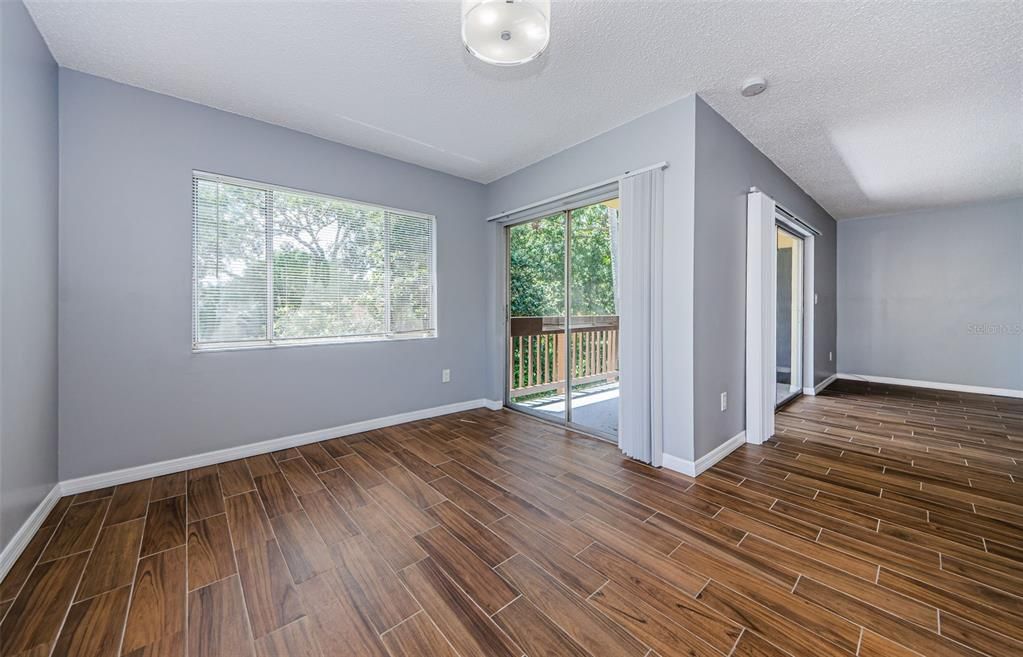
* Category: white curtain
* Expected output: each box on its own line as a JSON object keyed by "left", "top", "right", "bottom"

{"left": 617, "top": 169, "right": 664, "bottom": 465}
{"left": 746, "top": 190, "right": 777, "bottom": 445}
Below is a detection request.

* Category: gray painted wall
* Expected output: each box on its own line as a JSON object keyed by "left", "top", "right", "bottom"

{"left": 838, "top": 197, "right": 1023, "bottom": 391}
{"left": 484, "top": 97, "right": 697, "bottom": 460}
{"left": 0, "top": 0, "right": 60, "bottom": 547}
{"left": 693, "top": 97, "right": 837, "bottom": 460}
{"left": 58, "top": 70, "right": 489, "bottom": 480}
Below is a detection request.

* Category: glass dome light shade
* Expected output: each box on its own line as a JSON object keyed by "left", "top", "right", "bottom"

{"left": 461, "top": 0, "right": 551, "bottom": 66}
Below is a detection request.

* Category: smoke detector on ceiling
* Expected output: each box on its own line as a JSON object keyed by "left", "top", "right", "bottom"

{"left": 741, "top": 77, "right": 768, "bottom": 97}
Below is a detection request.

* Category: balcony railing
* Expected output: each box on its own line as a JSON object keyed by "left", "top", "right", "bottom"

{"left": 509, "top": 315, "right": 619, "bottom": 396}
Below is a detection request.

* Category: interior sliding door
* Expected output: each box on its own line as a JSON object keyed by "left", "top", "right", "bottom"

{"left": 776, "top": 225, "right": 804, "bottom": 406}
{"left": 505, "top": 199, "right": 620, "bottom": 440}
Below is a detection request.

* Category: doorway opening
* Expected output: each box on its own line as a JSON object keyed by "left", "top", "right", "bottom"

{"left": 504, "top": 198, "right": 620, "bottom": 440}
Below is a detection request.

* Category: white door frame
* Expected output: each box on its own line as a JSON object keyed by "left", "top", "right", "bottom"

{"left": 775, "top": 223, "right": 803, "bottom": 405}
{"left": 777, "top": 216, "right": 815, "bottom": 403}
{"left": 501, "top": 195, "right": 621, "bottom": 443}
{"left": 746, "top": 189, "right": 816, "bottom": 445}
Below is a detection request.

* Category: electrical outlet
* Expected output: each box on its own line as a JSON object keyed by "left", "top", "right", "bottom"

{"left": 720, "top": 392, "right": 728, "bottom": 412}
{"left": 441, "top": 368, "right": 451, "bottom": 383}
{"left": 829, "top": 352, "right": 833, "bottom": 362}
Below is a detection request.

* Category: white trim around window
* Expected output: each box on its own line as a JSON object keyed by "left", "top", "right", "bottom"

{"left": 192, "top": 171, "right": 438, "bottom": 352}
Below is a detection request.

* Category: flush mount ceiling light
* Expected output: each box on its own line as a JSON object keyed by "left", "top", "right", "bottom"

{"left": 462, "top": 0, "right": 551, "bottom": 66}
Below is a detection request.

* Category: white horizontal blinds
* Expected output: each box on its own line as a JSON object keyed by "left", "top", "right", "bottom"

{"left": 192, "top": 177, "right": 269, "bottom": 345}
{"left": 193, "top": 172, "right": 435, "bottom": 349}
{"left": 388, "top": 211, "right": 435, "bottom": 334}
{"left": 272, "top": 190, "right": 388, "bottom": 340}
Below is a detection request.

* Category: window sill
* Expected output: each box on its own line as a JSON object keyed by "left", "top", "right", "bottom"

{"left": 192, "top": 332, "right": 437, "bottom": 354}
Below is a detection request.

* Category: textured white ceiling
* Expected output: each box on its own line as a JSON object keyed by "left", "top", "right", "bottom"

{"left": 25, "top": 0, "right": 1023, "bottom": 218}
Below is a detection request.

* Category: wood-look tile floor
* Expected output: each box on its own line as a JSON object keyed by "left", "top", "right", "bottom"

{"left": 2, "top": 380, "right": 1022, "bottom": 657}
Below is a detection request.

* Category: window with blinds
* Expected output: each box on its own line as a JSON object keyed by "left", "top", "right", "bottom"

{"left": 193, "top": 172, "right": 436, "bottom": 350}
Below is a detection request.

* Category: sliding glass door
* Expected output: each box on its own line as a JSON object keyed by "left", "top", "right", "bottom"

{"left": 507, "top": 212, "right": 566, "bottom": 424}
{"left": 567, "top": 201, "right": 620, "bottom": 436}
{"left": 506, "top": 199, "right": 620, "bottom": 439}
{"left": 776, "top": 225, "right": 804, "bottom": 406}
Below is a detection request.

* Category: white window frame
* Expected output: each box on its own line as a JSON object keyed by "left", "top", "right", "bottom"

{"left": 192, "top": 171, "right": 438, "bottom": 352}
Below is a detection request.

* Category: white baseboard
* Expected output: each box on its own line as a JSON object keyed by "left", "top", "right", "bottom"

{"left": 661, "top": 430, "right": 747, "bottom": 478}
{"left": 0, "top": 484, "right": 62, "bottom": 583}
{"left": 836, "top": 373, "right": 1023, "bottom": 399}
{"left": 803, "top": 373, "right": 838, "bottom": 396}
{"left": 660, "top": 453, "right": 695, "bottom": 477}
{"left": 484, "top": 399, "right": 504, "bottom": 411}
{"left": 60, "top": 398, "right": 497, "bottom": 495}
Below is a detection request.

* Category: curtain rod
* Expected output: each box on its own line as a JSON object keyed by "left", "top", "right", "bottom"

{"left": 749, "top": 187, "right": 822, "bottom": 237}
{"left": 485, "top": 161, "right": 669, "bottom": 223}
